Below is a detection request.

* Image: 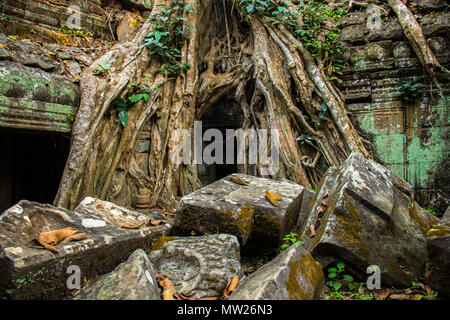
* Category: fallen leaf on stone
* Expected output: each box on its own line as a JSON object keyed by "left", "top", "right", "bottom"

{"left": 121, "top": 221, "right": 147, "bottom": 229}
{"left": 160, "top": 277, "right": 177, "bottom": 300}
{"left": 60, "top": 232, "right": 88, "bottom": 244}
{"left": 224, "top": 275, "right": 239, "bottom": 299}
{"left": 230, "top": 177, "right": 249, "bottom": 186}
{"left": 377, "top": 287, "right": 391, "bottom": 299}
{"left": 35, "top": 239, "right": 59, "bottom": 253}
{"left": 147, "top": 220, "right": 167, "bottom": 226}
{"left": 410, "top": 294, "right": 424, "bottom": 300}
{"left": 39, "top": 227, "right": 79, "bottom": 245}
{"left": 265, "top": 190, "right": 283, "bottom": 206}
{"left": 309, "top": 224, "right": 316, "bottom": 238}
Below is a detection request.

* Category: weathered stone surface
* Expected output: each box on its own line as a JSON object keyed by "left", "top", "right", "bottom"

{"left": 0, "top": 0, "right": 116, "bottom": 42}
{"left": 300, "top": 153, "right": 431, "bottom": 288}
{"left": 74, "top": 249, "right": 160, "bottom": 300}
{"left": 0, "top": 197, "right": 170, "bottom": 299}
{"left": 230, "top": 243, "right": 324, "bottom": 300}
{"left": 0, "top": 60, "right": 79, "bottom": 133}
{"left": 173, "top": 173, "right": 306, "bottom": 249}
{"left": 425, "top": 209, "right": 450, "bottom": 297}
{"left": 150, "top": 234, "right": 241, "bottom": 299}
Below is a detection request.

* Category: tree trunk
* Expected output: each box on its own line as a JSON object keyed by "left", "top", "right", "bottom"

{"left": 55, "top": 0, "right": 375, "bottom": 211}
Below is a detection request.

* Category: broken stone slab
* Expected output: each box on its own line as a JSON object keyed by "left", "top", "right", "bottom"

{"left": 150, "top": 233, "right": 241, "bottom": 299}
{"left": 0, "top": 197, "right": 170, "bottom": 299}
{"left": 173, "top": 173, "right": 306, "bottom": 249}
{"left": 300, "top": 153, "right": 432, "bottom": 288}
{"left": 229, "top": 243, "right": 324, "bottom": 300}
{"left": 74, "top": 249, "right": 160, "bottom": 300}
{"left": 425, "top": 210, "right": 450, "bottom": 297}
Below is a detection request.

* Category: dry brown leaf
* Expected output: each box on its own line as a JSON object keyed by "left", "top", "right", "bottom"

{"left": 309, "top": 224, "right": 316, "bottom": 238}
{"left": 36, "top": 239, "right": 59, "bottom": 253}
{"left": 425, "top": 286, "right": 432, "bottom": 296}
{"left": 377, "top": 287, "right": 391, "bottom": 299}
{"left": 197, "top": 297, "right": 220, "bottom": 300}
{"left": 147, "top": 220, "right": 167, "bottom": 226}
{"left": 160, "top": 277, "right": 177, "bottom": 300}
{"left": 228, "top": 275, "right": 239, "bottom": 293}
{"left": 323, "top": 190, "right": 329, "bottom": 198}
{"left": 60, "top": 232, "right": 88, "bottom": 244}
{"left": 317, "top": 206, "right": 325, "bottom": 215}
{"left": 224, "top": 275, "right": 239, "bottom": 299}
{"left": 265, "top": 190, "right": 283, "bottom": 207}
{"left": 230, "top": 177, "right": 249, "bottom": 186}
{"left": 39, "top": 227, "right": 79, "bottom": 245}
{"left": 121, "top": 221, "right": 147, "bottom": 229}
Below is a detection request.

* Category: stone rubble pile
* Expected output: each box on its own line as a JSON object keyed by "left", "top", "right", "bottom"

{"left": 0, "top": 153, "right": 447, "bottom": 300}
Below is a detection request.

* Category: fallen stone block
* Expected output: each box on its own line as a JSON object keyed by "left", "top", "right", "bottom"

{"left": 425, "top": 208, "right": 450, "bottom": 297}
{"left": 74, "top": 249, "right": 160, "bottom": 300}
{"left": 150, "top": 233, "right": 241, "bottom": 299}
{"left": 229, "top": 243, "right": 324, "bottom": 300}
{"left": 0, "top": 197, "right": 170, "bottom": 299}
{"left": 300, "top": 153, "right": 434, "bottom": 288}
{"left": 173, "top": 173, "right": 306, "bottom": 249}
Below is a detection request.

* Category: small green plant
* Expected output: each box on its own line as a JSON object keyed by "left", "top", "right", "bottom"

{"left": 59, "top": 24, "right": 93, "bottom": 37}
{"left": 111, "top": 81, "right": 159, "bottom": 127}
{"left": 0, "top": 14, "right": 13, "bottom": 21}
{"left": 296, "top": 134, "right": 315, "bottom": 146}
{"left": 397, "top": 76, "right": 424, "bottom": 102}
{"left": 280, "top": 232, "right": 303, "bottom": 250}
{"left": 93, "top": 63, "right": 111, "bottom": 76}
{"left": 427, "top": 207, "right": 442, "bottom": 218}
{"left": 327, "top": 262, "right": 354, "bottom": 292}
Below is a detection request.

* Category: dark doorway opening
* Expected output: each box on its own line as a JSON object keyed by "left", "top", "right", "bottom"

{"left": 198, "top": 96, "right": 244, "bottom": 186}
{"left": 0, "top": 128, "right": 70, "bottom": 213}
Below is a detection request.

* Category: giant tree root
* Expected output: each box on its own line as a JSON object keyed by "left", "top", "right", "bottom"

{"left": 55, "top": 0, "right": 376, "bottom": 210}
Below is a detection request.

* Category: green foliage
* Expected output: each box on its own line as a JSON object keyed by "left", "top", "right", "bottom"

{"left": 296, "top": 1, "right": 346, "bottom": 59}
{"left": 327, "top": 262, "right": 352, "bottom": 291}
{"left": 238, "top": 0, "right": 346, "bottom": 76}
{"left": 324, "top": 262, "right": 374, "bottom": 300}
{"left": 93, "top": 63, "right": 111, "bottom": 76}
{"left": 0, "top": 14, "right": 14, "bottom": 21}
{"left": 427, "top": 207, "right": 442, "bottom": 218}
{"left": 111, "top": 81, "right": 159, "bottom": 127}
{"left": 397, "top": 76, "right": 424, "bottom": 102}
{"left": 280, "top": 232, "right": 303, "bottom": 250}
{"left": 143, "top": 0, "right": 194, "bottom": 77}
{"left": 59, "top": 24, "right": 93, "bottom": 37}
{"left": 296, "top": 134, "right": 315, "bottom": 146}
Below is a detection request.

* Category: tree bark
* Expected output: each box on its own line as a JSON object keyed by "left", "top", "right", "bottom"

{"left": 55, "top": 0, "right": 374, "bottom": 211}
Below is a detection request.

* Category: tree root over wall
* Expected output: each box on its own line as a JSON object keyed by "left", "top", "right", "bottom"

{"left": 54, "top": 0, "right": 443, "bottom": 211}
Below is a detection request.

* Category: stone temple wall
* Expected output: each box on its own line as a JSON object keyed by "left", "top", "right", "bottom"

{"left": 337, "top": 1, "right": 449, "bottom": 212}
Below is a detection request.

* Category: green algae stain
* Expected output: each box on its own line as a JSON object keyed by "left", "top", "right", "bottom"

{"left": 406, "top": 97, "right": 448, "bottom": 188}
{"left": 151, "top": 236, "right": 175, "bottom": 251}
